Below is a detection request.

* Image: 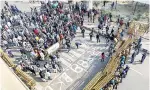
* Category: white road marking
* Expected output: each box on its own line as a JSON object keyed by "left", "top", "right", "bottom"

{"left": 130, "top": 67, "right": 143, "bottom": 76}
{"left": 35, "top": 82, "right": 44, "bottom": 90}
{"left": 59, "top": 57, "right": 71, "bottom": 68}
{"left": 44, "top": 86, "right": 54, "bottom": 90}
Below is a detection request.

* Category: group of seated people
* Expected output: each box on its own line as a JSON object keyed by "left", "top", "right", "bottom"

{"left": 17, "top": 51, "right": 61, "bottom": 81}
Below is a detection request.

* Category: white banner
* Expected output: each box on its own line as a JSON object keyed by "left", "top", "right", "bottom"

{"left": 46, "top": 43, "right": 60, "bottom": 55}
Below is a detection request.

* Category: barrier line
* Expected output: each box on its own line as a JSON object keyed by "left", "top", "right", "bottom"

{"left": 83, "top": 21, "right": 148, "bottom": 90}
{"left": 0, "top": 49, "right": 36, "bottom": 89}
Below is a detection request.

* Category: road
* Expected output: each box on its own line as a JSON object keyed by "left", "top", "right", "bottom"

{"left": 117, "top": 32, "right": 149, "bottom": 90}
{"left": 1, "top": 1, "right": 149, "bottom": 90}
{"left": 1, "top": 1, "right": 111, "bottom": 90}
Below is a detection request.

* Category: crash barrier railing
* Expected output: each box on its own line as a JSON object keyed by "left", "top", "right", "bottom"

{"left": 82, "top": 23, "right": 126, "bottom": 90}
{"left": 0, "top": 49, "right": 36, "bottom": 90}
{"left": 83, "top": 21, "right": 148, "bottom": 90}
{"left": 14, "top": 67, "right": 36, "bottom": 89}
{"left": 0, "top": 51, "right": 15, "bottom": 68}
{"left": 93, "top": 38, "right": 133, "bottom": 90}
{"left": 83, "top": 38, "right": 131, "bottom": 90}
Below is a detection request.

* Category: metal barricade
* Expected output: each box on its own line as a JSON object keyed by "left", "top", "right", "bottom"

{"left": 83, "top": 21, "right": 148, "bottom": 90}
{"left": 14, "top": 67, "right": 36, "bottom": 89}
{"left": 0, "top": 51, "right": 15, "bottom": 67}
{"left": 0, "top": 49, "right": 36, "bottom": 89}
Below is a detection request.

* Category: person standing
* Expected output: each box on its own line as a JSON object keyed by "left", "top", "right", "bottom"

{"left": 131, "top": 52, "right": 135, "bottom": 63}
{"left": 106, "top": 25, "right": 109, "bottom": 34}
{"left": 92, "top": 11, "right": 94, "bottom": 23}
{"left": 120, "top": 55, "right": 126, "bottom": 64}
{"left": 45, "top": 70, "right": 52, "bottom": 80}
{"left": 109, "top": 13, "right": 112, "bottom": 22}
{"left": 89, "top": 32, "right": 93, "bottom": 41}
{"left": 89, "top": 29, "right": 94, "bottom": 41}
{"left": 136, "top": 43, "right": 142, "bottom": 55}
{"left": 109, "top": 43, "right": 114, "bottom": 52}
{"left": 117, "top": 15, "right": 120, "bottom": 25}
{"left": 120, "top": 60, "right": 125, "bottom": 67}
{"left": 109, "top": 49, "right": 114, "bottom": 57}
{"left": 105, "top": 33, "right": 110, "bottom": 45}
{"left": 138, "top": 36, "right": 142, "bottom": 46}
{"left": 104, "top": 14, "right": 107, "bottom": 26}
{"left": 119, "top": 19, "right": 123, "bottom": 27}
{"left": 103, "top": 1, "right": 106, "bottom": 7}
{"left": 111, "top": 2, "right": 115, "bottom": 10}
{"left": 128, "top": 44, "right": 132, "bottom": 55}
{"left": 120, "top": 31, "right": 124, "bottom": 41}
{"left": 5, "top": 1, "right": 9, "bottom": 7}
{"left": 96, "top": 32, "right": 100, "bottom": 43}
{"left": 66, "top": 38, "right": 71, "bottom": 52}
{"left": 88, "top": 10, "right": 91, "bottom": 22}
{"left": 93, "top": 9, "right": 97, "bottom": 23}
{"left": 110, "top": 27, "right": 114, "bottom": 35}
{"left": 101, "top": 52, "right": 105, "bottom": 62}
{"left": 81, "top": 28, "right": 85, "bottom": 38}
{"left": 81, "top": 17, "right": 84, "bottom": 26}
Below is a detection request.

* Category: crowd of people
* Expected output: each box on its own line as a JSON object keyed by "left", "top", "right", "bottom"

{"left": 0, "top": 1, "right": 148, "bottom": 88}
{"left": 0, "top": 1, "right": 88, "bottom": 81}
{"left": 86, "top": 2, "right": 148, "bottom": 90}
{"left": 130, "top": 36, "right": 148, "bottom": 64}
{"left": 100, "top": 37, "right": 148, "bottom": 90}
{"left": 99, "top": 38, "right": 146, "bottom": 90}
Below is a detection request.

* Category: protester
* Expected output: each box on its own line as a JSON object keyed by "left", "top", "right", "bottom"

{"left": 106, "top": 25, "right": 109, "bottom": 34}
{"left": 131, "top": 52, "right": 135, "bottom": 63}
{"left": 96, "top": 32, "right": 100, "bottom": 43}
{"left": 1, "top": 1, "right": 147, "bottom": 86}
{"left": 89, "top": 31, "right": 93, "bottom": 41}
{"left": 101, "top": 52, "right": 105, "bottom": 62}
{"left": 1, "top": 1, "right": 88, "bottom": 82}
{"left": 81, "top": 27, "right": 85, "bottom": 38}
